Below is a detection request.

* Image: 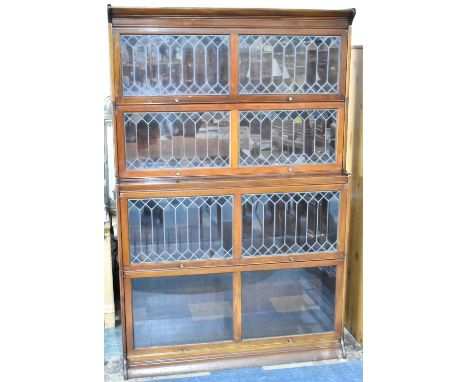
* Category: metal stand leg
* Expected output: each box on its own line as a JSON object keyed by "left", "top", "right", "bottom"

{"left": 123, "top": 357, "right": 128, "bottom": 380}
{"left": 340, "top": 335, "right": 347, "bottom": 359}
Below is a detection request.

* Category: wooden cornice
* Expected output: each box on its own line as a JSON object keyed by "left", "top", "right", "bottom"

{"left": 108, "top": 5, "right": 356, "bottom": 28}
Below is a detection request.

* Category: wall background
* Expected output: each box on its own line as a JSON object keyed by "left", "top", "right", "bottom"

{"left": 345, "top": 46, "right": 363, "bottom": 344}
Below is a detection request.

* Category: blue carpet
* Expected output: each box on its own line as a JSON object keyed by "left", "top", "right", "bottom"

{"left": 144, "top": 361, "right": 363, "bottom": 382}
{"left": 104, "top": 326, "right": 122, "bottom": 358}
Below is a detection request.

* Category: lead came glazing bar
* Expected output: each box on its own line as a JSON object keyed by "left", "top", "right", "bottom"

{"left": 241, "top": 191, "right": 340, "bottom": 257}
{"left": 238, "top": 35, "right": 340, "bottom": 94}
{"left": 121, "top": 35, "right": 230, "bottom": 96}
{"left": 128, "top": 196, "right": 233, "bottom": 264}
{"left": 239, "top": 109, "right": 337, "bottom": 167}
{"left": 125, "top": 111, "right": 230, "bottom": 170}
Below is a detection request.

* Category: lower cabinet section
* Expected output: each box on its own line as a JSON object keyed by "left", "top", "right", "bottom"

{"left": 119, "top": 181, "right": 348, "bottom": 378}
{"left": 123, "top": 261, "right": 345, "bottom": 378}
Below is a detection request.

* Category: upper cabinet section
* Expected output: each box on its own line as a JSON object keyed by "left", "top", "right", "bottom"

{"left": 109, "top": 7, "right": 355, "bottom": 104}
{"left": 120, "top": 35, "right": 230, "bottom": 96}
{"left": 238, "top": 35, "right": 340, "bottom": 95}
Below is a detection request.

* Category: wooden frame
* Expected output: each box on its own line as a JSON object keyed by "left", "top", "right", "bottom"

{"left": 108, "top": 6, "right": 355, "bottom": 379}
{"left": 115, "top": 102, "right": 345, "bottom": 179}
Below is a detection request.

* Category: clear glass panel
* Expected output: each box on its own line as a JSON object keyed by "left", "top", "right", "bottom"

{"left": 124, "top": 111, "right": 230, "bottom": 170}
{"left": 242, "top": 267, "right": 336, "bottom": 339}
{"left": 132, "top": 273, "right": 233, "bottom": 348}
{"left": 242, "top": 191, "right": 340, "bottom": 257}
{"left": 128, "top": 196, "right": 233, "bottom": 264}
{"left": 120, "top": 35, "right": 230, "bottom": 96}
{"left": 239, "top": 109, "right": 337, "bottom": 166}
{"left": 238, "top": 36, "right": 340, "bottom": 94}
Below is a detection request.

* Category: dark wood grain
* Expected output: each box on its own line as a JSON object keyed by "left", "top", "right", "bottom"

{"left": 109, "top": 6, "right": 356, "bottom": 23}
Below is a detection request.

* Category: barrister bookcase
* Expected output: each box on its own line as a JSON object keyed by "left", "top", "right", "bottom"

{"left": 107, "top": 6, "right": 356, "bottom": 379}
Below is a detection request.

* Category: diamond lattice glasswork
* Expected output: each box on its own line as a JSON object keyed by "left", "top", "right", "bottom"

{"left": 124, "top": 112, "right": 230, "bottom": 170}
{"left": 239, "top": 35, "right": 340, "bottom": 94}
{"left": 239, "top": 109, "right": 337, "bottom": 166}
{"left": 128, "top": 196, "right": 233, "bottom": 264}
{"left": 120, "top": 35, "right": 230, "bottom": 96}
{"left": 242, "top": 191, "right": 340, "bottom": 257}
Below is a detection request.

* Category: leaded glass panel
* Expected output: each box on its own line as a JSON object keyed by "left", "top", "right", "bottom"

{"left": 242, "top": 191, "right": 340, "bottom": 257}
{"left": 239, "top": 109, "right": 337, "bottom": 166}
{"left": 239, "top": 35, "right": 340, "bottom": 94}
{"left": 120, "top": 35, "right": 230, "bottom": 96}
{"left": 128, "top": 196, "right": 233, "bottom": 264}
{"left": 124, "top": 111, "right": 230, "bottom": 170}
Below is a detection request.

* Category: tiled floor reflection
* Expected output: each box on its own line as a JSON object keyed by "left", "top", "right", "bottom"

{"left": 132, "top": 274, "right": 233, "bottom": 348}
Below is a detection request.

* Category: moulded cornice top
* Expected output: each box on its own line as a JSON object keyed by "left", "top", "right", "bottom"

{"left": 107, "top": 5, "right": 356, "bottom": 26}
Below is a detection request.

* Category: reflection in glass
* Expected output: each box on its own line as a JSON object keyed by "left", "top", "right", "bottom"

{"left": 124, "top": 111, "right": 230, "bottom": 170}
{"left": 242, "top": 267, "right": 336, "bottom": 339}
{"left": 239, "top": 109, "right": 337, "bottom": 166}
{"left": 132, "top": 274, "right": 233, "bottom": 348}
{"left": 239, "top": 35, "right": 340, "bottom": 94}
{"left": 128, "top": 196, "right": 233, "bottom": 264}
{"left": 121, "top": 35, "right": 230, "bottom": 96}
{"left": 242, "top": 192, "right": 340, "bottom": 257}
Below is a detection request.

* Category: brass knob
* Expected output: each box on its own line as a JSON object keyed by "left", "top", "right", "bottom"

{"left": 179, "top": 264, "right": 184, "bottom": 269}
{"left": 174, "top": 98, "right": 180, "bottom": 103}
{"left": 288, "top": 96, "right": 293, "bottom": 101}
{"left": 288, "top": 337, "right": 293, "bottom": 343}
{"left": 289, "top": 256, "right": 295, "bottom": 262}
{"left": 175, "top": 172, "right": 180, "bottom": 176}
{"left": 288, "top": 167, "right": 293, "bottom": 172}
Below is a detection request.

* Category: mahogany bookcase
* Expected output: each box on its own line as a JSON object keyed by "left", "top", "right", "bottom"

{"left": 107, "top": 6, "right": 356, "bottom": 379}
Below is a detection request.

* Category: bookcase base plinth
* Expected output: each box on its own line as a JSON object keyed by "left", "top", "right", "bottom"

{"left": 126, "top": 343, "right": 342, "bottom": 379}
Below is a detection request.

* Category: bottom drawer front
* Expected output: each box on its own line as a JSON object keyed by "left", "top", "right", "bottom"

{"left": 132, "top": 273, "right": 233, "bottom": 348}
{"left": 242, "top": 266, "right": 336, "bottom": 339}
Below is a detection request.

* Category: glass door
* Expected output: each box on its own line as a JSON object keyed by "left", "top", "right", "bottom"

{"left": 242, "top": 266, "right": 336, "bottom": 339}
{"left": 131, "top": 273, "right": 233, "bottom": 348}
{"left": 239, "top": 108, "right": 339, "bottom": 168}
{"left": 120, "top": 35, "right": 230, "bottom": 96}
{"left": 126, "top": 195, "right": 234, "bottom": 265}
{"left": 242, "top": 191, "right": 340, "bottom": 258}
{"left": 239, "top": 35, "right": 341, "bottom": 95}
{"left": 123, "top": 111, "right": 231, "bottom": 171}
